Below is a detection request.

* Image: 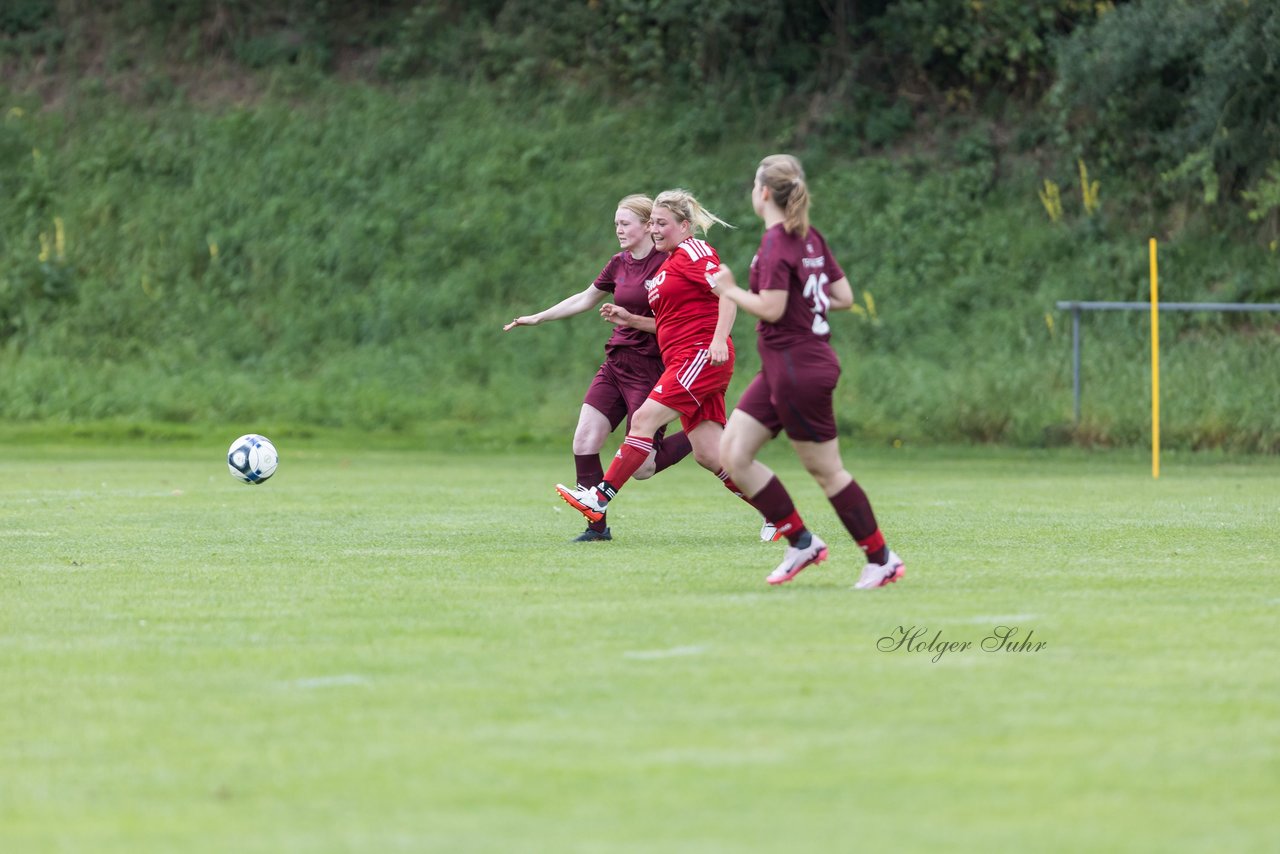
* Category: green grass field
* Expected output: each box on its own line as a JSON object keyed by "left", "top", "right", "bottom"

{"left": 3, "top": 439, "right": 1277, "bottom": 852}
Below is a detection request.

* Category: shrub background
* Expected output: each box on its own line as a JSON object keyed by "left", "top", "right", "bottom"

{"left": 1, "top": 0, "right": 1277, "bottom": 451}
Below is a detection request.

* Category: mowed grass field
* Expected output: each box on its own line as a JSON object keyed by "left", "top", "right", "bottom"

{"left": 2, "top": 439, "right": 1277, "bottom": 852}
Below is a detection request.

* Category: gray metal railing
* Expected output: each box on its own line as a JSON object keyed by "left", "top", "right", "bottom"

{"left": 1055, "top": 300, "right": 1280, "bottom": 423}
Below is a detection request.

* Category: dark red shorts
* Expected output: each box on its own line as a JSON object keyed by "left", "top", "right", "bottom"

{"left": 647, "top": 345, "right": 734, "bottom": 433}
{"left": 734, "top": 341, "right": 841, "bottom": 442}
{"left": 583, "top": 347, "right": 665, "bottom": 432}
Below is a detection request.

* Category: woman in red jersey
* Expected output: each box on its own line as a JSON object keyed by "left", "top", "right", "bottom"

{"left": 505, "top": 194, "right": 691, "bottom": 542}
{"left": 556, "top": 189, "right": 759, "bottom": 524}
{"left": 712, "top": 155, "right": 905, "bottom": 589}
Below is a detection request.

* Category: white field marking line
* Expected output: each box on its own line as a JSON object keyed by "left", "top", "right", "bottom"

{"left": 959, "top": 614, "right": 1038, "bottom": 625}
{"left": 623, "top": 645, "right": 706, "bottom": 660}
{"left": 284, "top": 674, "right": 371, "bottom": 689}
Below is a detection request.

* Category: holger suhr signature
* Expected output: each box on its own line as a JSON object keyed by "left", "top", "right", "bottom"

{"left": 878, "top": 625, "right": 1047, "bottom": 663}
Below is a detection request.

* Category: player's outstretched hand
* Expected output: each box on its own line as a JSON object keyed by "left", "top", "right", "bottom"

{"left": 503, "top": 316, "right": 538, "bottom": 331}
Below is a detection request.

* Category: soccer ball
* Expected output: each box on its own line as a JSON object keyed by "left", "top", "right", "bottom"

{"left": 227, "top": 434, "right": 279, "bottom": 484}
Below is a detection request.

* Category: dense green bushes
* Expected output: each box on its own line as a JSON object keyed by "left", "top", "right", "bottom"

{"left": 9, "top": 2, "right": 1277, "bottom": 239}
{"left": 1, "top": 1, "right": 1278, "bottom": 451}
{"left": 1052, "top": 0, "right": 1280, "bottom": 232}
{"left": 875, "top": 0, "right": 1105, "bottom": 91}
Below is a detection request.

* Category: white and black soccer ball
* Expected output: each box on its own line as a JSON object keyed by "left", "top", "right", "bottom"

{"left": 227, "top": 434, "right": 279, "bottom": 484}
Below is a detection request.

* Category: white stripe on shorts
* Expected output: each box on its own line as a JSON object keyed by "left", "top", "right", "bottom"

{"left": 675, "top": 350, "right": 709, "bottom": 403}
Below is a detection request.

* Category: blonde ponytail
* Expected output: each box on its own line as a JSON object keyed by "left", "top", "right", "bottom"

{"left": 653, "top": 188, "right": 733, "bottom": 235}
{"left": 758, "top": 154, "right": 811, "bottom": 238}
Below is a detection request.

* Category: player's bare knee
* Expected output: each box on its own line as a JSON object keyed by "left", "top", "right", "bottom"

{"left": 630, "top": 416, "right": 663, "bottom": 438}
{"left": 809, "top": 467, "right": 847, "bottom": 493}
{"left": 572, "top": 429, "right": 607, "bottom": 456}
{"left": 692, "top": 448, "right": 719, "bottom": 471}
{"left": 721, "top": 447, "right": 751, "bottom": 479}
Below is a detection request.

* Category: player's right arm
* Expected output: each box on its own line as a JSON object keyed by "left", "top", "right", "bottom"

{"left": 503, "top": 285, "right": 609, "bottom": 331}
{"left": 826, "top": 276, "right": 853, "bottom": 312}
{"left": 709, "top": 264, "right": 787, "bottom": 323}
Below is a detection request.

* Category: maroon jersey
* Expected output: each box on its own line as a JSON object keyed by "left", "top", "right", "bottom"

{"left": 645, "top": 237, "right": 728, "bottom": 360}
{"left": 748, "top": 224, "right": 846, "bottom": 350}
{"left": 593, "top": 249, "right": 668, "bottom": 359}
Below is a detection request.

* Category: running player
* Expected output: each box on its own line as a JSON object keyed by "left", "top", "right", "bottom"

{"left": 556, "top": 189, "right": 757, "bottom": 524}
{"left": 711, "top": 155, "right": 905, "bottom": 589}
{"left": 505, "top": 194, "right": 692, "bottom": 541}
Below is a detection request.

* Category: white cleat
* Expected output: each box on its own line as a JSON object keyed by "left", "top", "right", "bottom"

{"left": 760, "top": 521, "right": 784, "bottom": 542}
{"left": 766, "top": 533, "right": 828, "bottom": 585}
{"left": 854, "top": 550, "right": 905, "bottom": 590}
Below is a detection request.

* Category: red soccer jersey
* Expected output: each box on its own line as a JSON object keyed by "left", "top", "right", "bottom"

{"left": 645, "top": 237, "right": 727, "bottom": 359}
{"left": 748, "top": 224, "right": 846, "bottom": 350}
{"left": 593, "top": 249, "right": 668, "bottom": 359}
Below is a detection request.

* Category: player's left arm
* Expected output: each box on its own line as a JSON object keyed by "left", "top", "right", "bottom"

{"left": 827, "top": 276, "right": 854, "bottom": 311}
{"left": 600, "top": 303, "right": 657, "bottom": 334}
{"left": 708, "top": 264, "right": 787, "bottom": 323}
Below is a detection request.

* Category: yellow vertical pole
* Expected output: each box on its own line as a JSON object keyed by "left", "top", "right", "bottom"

{"left": 1149, "top": 238, "right": 1160, "bottom": 479}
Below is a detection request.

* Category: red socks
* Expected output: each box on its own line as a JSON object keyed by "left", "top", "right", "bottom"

{"left": 599, "top": 434, "right": 655, "bottom": 497}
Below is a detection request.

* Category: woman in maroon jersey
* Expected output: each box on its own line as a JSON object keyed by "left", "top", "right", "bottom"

{"left": 711, "top": 154, "right": 905, "bottom": 589}
{"left": 556, "top": 188, "right": 762, "bottom": 526}
{"left": 505, "top": 194, "right": 691, "bottom": 542}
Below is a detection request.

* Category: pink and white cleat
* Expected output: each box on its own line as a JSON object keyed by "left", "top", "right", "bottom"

{"left": 766, "top": 533, "right": 828, "bottom": 585}
{"left": 854, "top": 550, "right": 905, "bottom": 590}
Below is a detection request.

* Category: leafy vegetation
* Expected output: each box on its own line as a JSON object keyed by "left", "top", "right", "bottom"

{"left": 1051, "top": 0, "right": 1280, "bottom": 226}
{"left": 1, "top": 1, "right": 1277, "bottom": 452}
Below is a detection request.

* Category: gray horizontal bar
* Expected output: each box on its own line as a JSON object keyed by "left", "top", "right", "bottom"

{"left": 1055, "top": 301, "right": 1280, "bottom": 312}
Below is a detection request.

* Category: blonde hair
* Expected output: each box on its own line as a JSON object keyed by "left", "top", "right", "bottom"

{"left": 653, "top": 188, "right": 733, "bottom": 235}
{"left": 617, "top": 193, "right": 654, "bottom": 223}
{"left": 758, "top": 154, "right": 810, "bottom": 238}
